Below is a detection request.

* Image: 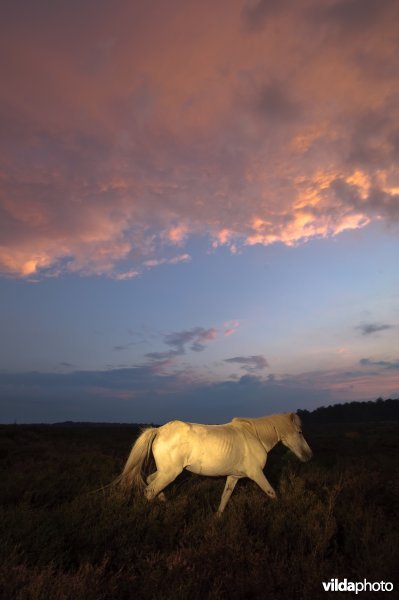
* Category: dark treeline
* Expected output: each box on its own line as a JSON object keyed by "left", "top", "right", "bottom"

{"left": 298, "top": 397, "right": 399, "bottom": 423}
{"left": 6, "top": 398, "right": 399, "bottom": 429}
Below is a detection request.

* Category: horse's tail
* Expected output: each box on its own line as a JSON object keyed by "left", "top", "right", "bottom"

{"left": 113, "top": 427, "right": 158, "bottom": 492}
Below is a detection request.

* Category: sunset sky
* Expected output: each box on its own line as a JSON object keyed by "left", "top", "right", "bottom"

{"left": 1, "top": 0, "right": 399, "bottom": 423}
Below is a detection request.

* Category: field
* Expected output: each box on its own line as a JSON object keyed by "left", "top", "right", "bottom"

{"left": 1, "top": 421, "right": 398, "bottom": 599}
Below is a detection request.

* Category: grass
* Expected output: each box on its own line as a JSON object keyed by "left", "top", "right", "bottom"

{"left": 0, "top": 421, "right": 398, "bottom": 599}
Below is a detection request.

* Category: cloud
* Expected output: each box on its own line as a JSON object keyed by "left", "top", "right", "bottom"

{"left": 356, "top": 322, "right": 393, "bottom": 335}
{"left": 1, "top": 0, "right": 399, "bottom": 278}
{"left": 146, "top": 326, "right": 217, "bottom": 361}
{"left": 0, "top": 364, "right": 329, "bottom": 423}
{"left": 2, "top": 359, "right": 399, "bottom": 423}
{"left": 165, "top": 327, "right": 217, "bottom": 353}
{"left": 258, "top": 80, "right": 302, "bottom": 122}
{"left": 143, "top": 254, "right": 191, "bottom": 268}
{"left": 165, "top": 225, "right": 189, "bottom": 245}
{"left": 242, "top": 0, "right": 289, "bottom": 32}
{"left": 113, "top": 343, "right": 135, "bottom": 351}
{"left": 225, "top": 354, "right": 269, "bottom": 372}
{"left": 311, "top": 0, "right": 395, "bottom": 31}
{"left": 114, "top": 270, "right": 140, "bottom": 281}
{"left": 223, "top": 320, "right": 240, "bottom": 337}
{"left": 360, "top": 358, "right": 399, "bottom": 370}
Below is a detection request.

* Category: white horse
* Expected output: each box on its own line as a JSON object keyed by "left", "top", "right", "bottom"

{"left": 114, "top": 412, "right": 312, "bottom": 514}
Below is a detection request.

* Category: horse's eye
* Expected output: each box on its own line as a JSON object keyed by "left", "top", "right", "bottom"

{"left": 298, "top": 430, "right": 302, "bottom": 434}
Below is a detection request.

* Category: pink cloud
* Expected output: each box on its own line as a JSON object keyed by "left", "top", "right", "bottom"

{"left": 279, "top": 363, "right": 399, "bottom": 402}
{"left": 1, "top": 0, "right": 399, "bottom": 278}
{"left": 114, "top": 269, "right": 140, "bottom": 281}
{"left": 224, "top": 320, "right": 240, "bottom": 337}
{"left": 165, "top": 225, "right": 189, "bottom": 245}
{"left": 143, "top": 253, "right": 191, "bottom": 268}
{"left": 199, "top": 328, "right": 217, "bottom": 342}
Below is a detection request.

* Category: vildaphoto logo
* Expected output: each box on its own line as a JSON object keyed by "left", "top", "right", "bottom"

{"left": 322, "top": 579, "right": 394, "bottom": 594}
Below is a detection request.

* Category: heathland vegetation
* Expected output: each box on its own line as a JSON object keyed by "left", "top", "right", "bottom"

{"left": 1, "top": 399, "right": 398, "bottom": 599}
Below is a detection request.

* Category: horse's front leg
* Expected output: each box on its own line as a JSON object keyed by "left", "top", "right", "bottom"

{"left": 248, "top": 469, "right": 277, "bottom": 500}
{"left": 216, "top": 475, "right": 239, "bottom": 516}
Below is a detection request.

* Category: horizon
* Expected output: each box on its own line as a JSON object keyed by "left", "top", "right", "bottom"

{"left": 1, "top": 0, "right": 399, "bottom": 424}
{"left": 4, "top": 397, "right": 399, "bottom": 427}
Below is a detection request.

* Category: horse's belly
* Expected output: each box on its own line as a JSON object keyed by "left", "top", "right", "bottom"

{"left": 184, "top": 432, "right": 243, "bottom": 476}
{"left": 185, "top": 462, "right": 243, "bottom": 477}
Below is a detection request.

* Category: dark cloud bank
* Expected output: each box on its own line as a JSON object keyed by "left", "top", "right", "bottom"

{"left": 0, "top": 366, "right": 331, "bottom": 424}
{"left": 360, "top": 358, "right": 399, "bottom": 370}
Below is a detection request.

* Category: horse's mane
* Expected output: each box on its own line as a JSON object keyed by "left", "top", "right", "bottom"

{"left": 231, "top": 412, "right": 298, "bottom": 448}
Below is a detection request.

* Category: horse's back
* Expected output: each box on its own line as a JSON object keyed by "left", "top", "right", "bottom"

{"left": 156, "top": 420, "right": 235, "bottom": 447}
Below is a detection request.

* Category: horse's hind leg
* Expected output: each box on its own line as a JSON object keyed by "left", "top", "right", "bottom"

{"left": 145, "top": 468, "right": 182, "bottom": 501}
{"left": 146, "top": 472, "right": 166, "bottom": 502}
{"left": 216, "top": 475, "right": 239, "bottom": 516}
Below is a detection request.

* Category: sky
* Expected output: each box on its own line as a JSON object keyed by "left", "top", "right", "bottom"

{"left": 1, "top": 0, "right": 399, "bottom": 424}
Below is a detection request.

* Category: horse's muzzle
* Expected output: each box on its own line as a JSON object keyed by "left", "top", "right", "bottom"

{"left": 301, "top": 449, "right": 313, "bottom": 462}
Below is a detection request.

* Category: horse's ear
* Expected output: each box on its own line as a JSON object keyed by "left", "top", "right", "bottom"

{"left": 289, "top": 412, "right": 301, "bottom": 426}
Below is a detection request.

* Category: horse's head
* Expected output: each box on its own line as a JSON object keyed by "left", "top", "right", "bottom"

{"left": 280, "top": 412, "right": 313, "bottom": 462}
